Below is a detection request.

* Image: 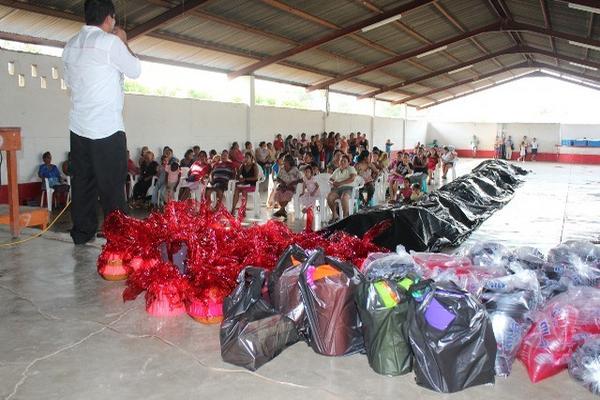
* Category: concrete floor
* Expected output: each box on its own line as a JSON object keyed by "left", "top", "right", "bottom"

{"left": 1, "top": 160, "right": 599, "bottom": 400}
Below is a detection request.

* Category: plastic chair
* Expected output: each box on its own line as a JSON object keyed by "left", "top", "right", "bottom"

{"left": 40, "top": 176, "right": 71, "bottom": 211}
{"left": 450, "top": 158, "right": 458, "bottom": 180}
{"left": 291, "top": 182, "right": 303, "bottom": 220}
{"left": 224, "top": 179, "right": 237, "bottom": 211}
{"left": 335, "top": 176, "right": 364, "bottom": 219}
{"left": 127, "top": 173, "right": 137, "bottom": 200}
{"left": 315, "top": 173, "right": 332, "bottom": 229}
{"left": 246, "top": 168, "right": 266, "bottom": 218}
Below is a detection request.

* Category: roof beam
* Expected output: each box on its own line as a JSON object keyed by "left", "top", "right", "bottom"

{"left": 359, "top": 44, "right": 600, "bottom": 99}
{"left": 0, "top": 0, "right": 81, "bottom": 21}
{"left": 585, "top": 12, "right": 595, "bottom": 60}
{"left": 392, "top": 61, "right": 530, "bottom": 104}
{"left": 417, "top": 71, "right": 537, "bottom": 109}
{"left": 307, "top": 21, "right": 502, "bottom": 91}
{"left": 418, "top": 65, "right": 600, "bottom": 110}
{"left": 508, "top": 21, "right": 600, "bottom": 48}
{"left": 432, "top": 1, "right": 505, "bottom": 72}
{"left": 258, "top": 0, "right": 437, "bottom": 77}
{"left": 487, "top": 0, "right": 530, "bottom": 63}
{"left": 127, "top": 0, "right": 210, "bottom": 40}
{"left": 189, "top": 10, "right": 417, "bottom": 94}
{"left": 355, "top": 0, "right": 463, "bottom": 66}
{"left": 226, "top": 0, "right": 436, "bottom": 79}
{"left": 536, "top": 63, "right": 600, "bottom": 85}
{"left": 539, "top": 0, "right": 559, "bottom": 65}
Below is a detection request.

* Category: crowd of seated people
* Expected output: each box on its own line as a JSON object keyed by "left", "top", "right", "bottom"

{"left": 37, "top": 130, "right": 457, "bottom": 223}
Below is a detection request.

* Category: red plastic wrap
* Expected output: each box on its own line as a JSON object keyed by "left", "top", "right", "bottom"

{"left": 305, "top": 207, "right": 314, "bottom": 232}
{"left": 412, "top": 252, "right": 505, "bottom": 295}
{"left": 97, "top": 243, "right": 131, "bottom": 281}
{"left": 518, "top": 286, "right": 600, "bottom": 382}
{"left": 101, "top": 199, "right": 387, "bottom": 322}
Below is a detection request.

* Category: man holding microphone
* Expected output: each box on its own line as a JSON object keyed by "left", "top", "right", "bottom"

{"left": 63, "top": 0, "right": 141, "bottom": 244}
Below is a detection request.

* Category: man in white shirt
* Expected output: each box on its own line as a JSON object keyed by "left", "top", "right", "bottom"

{"left": 63, "top": 0, "right": 141, "bottom": 244}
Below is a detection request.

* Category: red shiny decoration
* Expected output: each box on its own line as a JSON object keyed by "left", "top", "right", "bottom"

{"left": 101, "top": 200, "right": 387, "bottom": 322}
{"left": 305, "top": 207, "right": 314, "bottom": 232}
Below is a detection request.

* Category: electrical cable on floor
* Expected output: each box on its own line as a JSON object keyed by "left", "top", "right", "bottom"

{"left": 0, "top": 200, "right": 72, "bottom": 247}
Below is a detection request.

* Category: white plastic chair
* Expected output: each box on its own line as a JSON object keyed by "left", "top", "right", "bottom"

{"left": 450, "top": 158, "right": 458, "bottom": 180}
{"left": 335, "top": 176, "right": 364, "bottom": 219}
{"left": 127, "top": 173, "right": 137, "bottom": 200}
{"left": 291, "top": 182, "right": 303, "bottom": 220}
{"left": 147, "top": 176, "right": 158, "bottom": 198}
{"left": 315, "top": 173, "right": 332, "bottom": 228}
{"left": 246, "top": 167, "right": 266, "bottom": 218}
{"left": 224, "top": 179, "right": 237, "bottom": 211}
{"left": 40, "top": 176, "right": 71, "bottom": 211}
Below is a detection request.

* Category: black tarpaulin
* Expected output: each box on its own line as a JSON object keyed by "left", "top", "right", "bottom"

{"left": 326, "top": 160, "right": 527, "bottom": 252}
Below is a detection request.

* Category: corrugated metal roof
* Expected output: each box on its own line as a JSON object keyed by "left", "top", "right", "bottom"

{"left": 0, "top": 0, "right": 599, "bottom": 107}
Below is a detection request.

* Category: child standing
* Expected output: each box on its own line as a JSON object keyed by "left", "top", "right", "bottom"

{"left": 299, "top": 167, "right": 320, "bottom": 213}
{"left": 518, "top": 141, "right": 526, "bottom": 162}
{"left": 165, "top": 161, "right": 181, "bottom": 202}
{"left": 385, "top": 139, "right": 394, "bottom": 158}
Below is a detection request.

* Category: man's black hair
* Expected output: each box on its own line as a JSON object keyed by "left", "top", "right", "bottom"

{"left": 84, "top": 0, "right": 115, "bottom": 26}
{"left": 42, "top": 151, "right": 51, "bottom": 159}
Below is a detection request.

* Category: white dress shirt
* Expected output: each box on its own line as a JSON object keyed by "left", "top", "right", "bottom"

{"left": 63, "top": 25, "right": 141, "bottom": 140}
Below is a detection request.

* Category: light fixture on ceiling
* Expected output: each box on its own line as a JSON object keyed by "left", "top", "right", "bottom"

{"left": 568, "top": 40, "right": 600, "bottom": 52}
{"left": 361, "top": 13, "right": 402, "bottom": 32}
{"left": 569, "top": 61, "right": 598, "bottom": 71}
{"left": 448, "top": 64, "right": 473, "bottom": 74}
{"left": 568, "top": 2, "right": 600, "bottom": 15}
{"left": 416, "top": 45, "right": 448, "bottom": 58}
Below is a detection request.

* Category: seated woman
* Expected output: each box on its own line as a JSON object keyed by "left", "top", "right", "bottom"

{"left": 410, "top": 182, "right": 424, "bottom": 203}
{"left": 180, "top": 149, "right": 195, "bottom": 168}
{"left": 441, "top": 146, "right": 457, "bottom": 179}
{"left": 205, "top": 150, "right": 236, "bottom": 209}
{"left": 186, "top": 150, "right": 211, "bottom": 194}
{"left": 388, "top": 153, "right": 413, "bottom": 202}
{"left": 327, "top": 155, "right": 357, "bottom": 222}
{"left": 273, "top": 155, "right": 302, "bottom": 219}
{"left": 231, "top": 153, "right": 259, "bottom": 215}
{"left": 38, "top": 151, "right": 70, "bottom": 208}
{"left": 354, "top": 153, "right": 379, "bottom": 208}
{"left": 133, "top": 151, "right": 159, "bottom": 203}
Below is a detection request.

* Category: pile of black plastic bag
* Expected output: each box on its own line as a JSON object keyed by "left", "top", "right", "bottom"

{"left": 219, "top": 239, "right": 600, "bottom": 394}
{"left": 327, "top": 159, "right": 528, "bottom": 251}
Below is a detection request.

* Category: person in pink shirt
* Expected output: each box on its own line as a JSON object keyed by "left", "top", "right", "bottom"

{"left": 229, "top": 142, "right": 244, "bottom": 170}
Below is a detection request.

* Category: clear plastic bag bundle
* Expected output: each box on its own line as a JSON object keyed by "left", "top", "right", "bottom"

{"left": 220, "top": 267, "right": 300, "bottom": 371}
{"left": 299, "top": 250, "right": 364, "bottom": 356}
{"left": 480, "top": 271, "right": 542, "bottom": 377}
{"left": 268, "top": 245, "right": 309, "bottom": 328}
{"left": 512, "top": 246, "right": 546, "bottom": 271}
{"left": 408, "top": 281, "right": 497, "bottom": 393}
{"left": 463, "top": 241, "right": 513, "bottom": 275}
{"left": 569, "top": 336, "right": 600, "bottom": 395}
{"left": 361, "top": 245, "right": 421, "bottom": 281}
{"left": 544, "top": 241, "right": 600, "bottom": 287}
{"left": 412, "top": 252, "right": 501, "bottom": 296}
{"left": 356, "top": 274, "right": 419, "bottom": 376}
{"left": 518, "top": 286, "right": 600, "bottom": 382}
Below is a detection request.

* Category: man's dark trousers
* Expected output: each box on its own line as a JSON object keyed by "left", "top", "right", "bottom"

{"left": 70, "top": 131, "right": 127, "bottom": 244}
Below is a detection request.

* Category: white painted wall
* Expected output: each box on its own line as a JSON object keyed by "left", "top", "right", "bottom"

{"left": 324, "top": 112, "right": 371, "bottom": 137}
{"left": 501, "top": 123, "right": 559, "bottom": 154}
{"left": 373, "top": 117, "right": 404, "bottom": 151}
{"left": 0, "top": 49, "right": 409, "bottom": 184}
{"left": 251, "top": 105, "right": 323, "bottom": 144}
{"left": 405, "top": 119, "right": 429, "bottom": 149}
{"left": 426, "top": 122, "right": 497, "bottom": 150}
{"left": 560, "top": 124, "right": 600, "bottom": 140}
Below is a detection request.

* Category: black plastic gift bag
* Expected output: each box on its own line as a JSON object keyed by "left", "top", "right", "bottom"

{"left": 298, "top": 250, "right": 365, "bottom": 356}
{"left": 356, "top": 277, "right": 414, "bottom": 376}
{"left": 220, "top": 267, "right": 300, "bottom": 371}
{"left": 408, "top": 281, "right": 496, "bottom": 393}
{"left": 268, "top": 245, "right": 309, "bottom": 327}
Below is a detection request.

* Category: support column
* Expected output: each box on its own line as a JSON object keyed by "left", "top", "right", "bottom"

{"left": 322, "top": 89, "right": 329, "bottom": 133}
{"left": 369, "top": 98, "right": 376, "bottom": 151}
{"left": 245, "top": 75, "right": 255, "bottom": 142}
